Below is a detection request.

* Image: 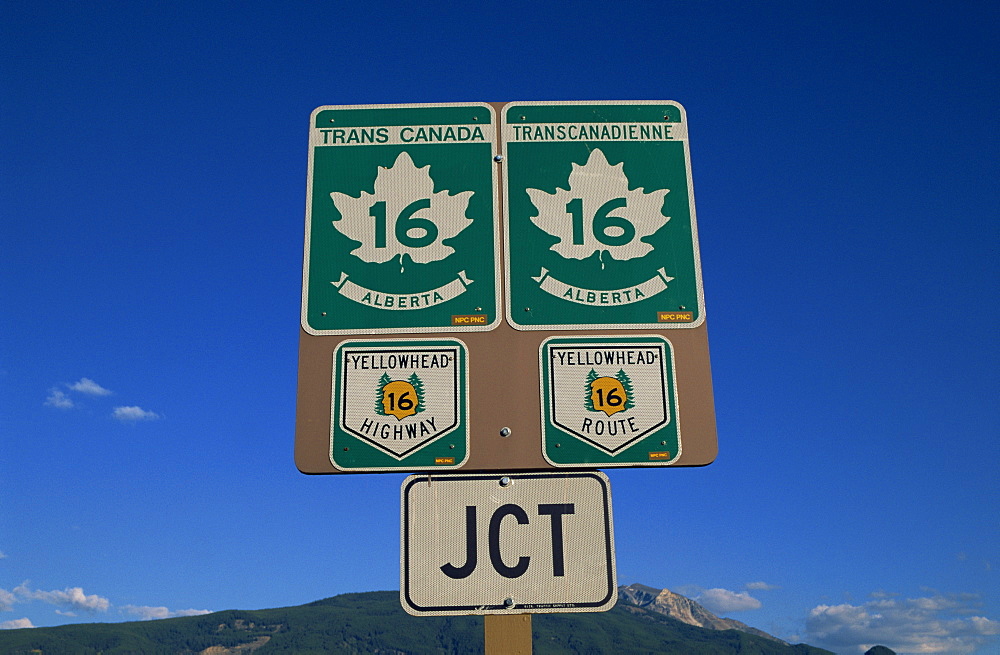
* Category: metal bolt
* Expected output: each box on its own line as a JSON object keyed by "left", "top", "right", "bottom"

{"left": 499, "top": 476, "right": 511, "bottom": 487}
{"left": 499, "top": 427, "right": 511, "bottom": 437}
{"left": 661, "top": 441, "right": 667, "bottom": 445}
{"left": 678, "top": 305, "right": 686, "bottom": 310}
{"left": 493, "top": 154, "right": 503, "bottom": 162}
{"left": 449, "top": 444, "right": 455, "bottom": 449}
{"left": 504, "top": 598, "right": 515, "bottom": 608}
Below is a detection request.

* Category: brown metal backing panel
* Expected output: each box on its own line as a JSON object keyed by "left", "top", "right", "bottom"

{"left": 294, "top": 101, "right": 717, "bottom": 474}
{"left": 294, "top": 322, "right": 716, "bottom": 473}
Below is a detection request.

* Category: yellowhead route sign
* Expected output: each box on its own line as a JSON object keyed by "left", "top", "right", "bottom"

{"left": 295, "top": 102, "right": 717, "bottom": 474}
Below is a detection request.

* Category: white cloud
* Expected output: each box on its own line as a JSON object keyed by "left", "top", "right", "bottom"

{"left": 805, "top": 593, "right": 1000, "bottom": 654}
{"left": 121, "top": 605, "right": 212, "bottom": 621}
{"left": 0, "top": 588, "right": 15, "bottom": 611}
{"left": 0, "top": 618, "right": 33, "bottom": 630}
{"left": 746, "top": 581, "right": 780, "bottom": 591}
{"left": 697, "top": 588, "right": 762, "bottom": 613}
{"left": 44, "top": 389, "right": 74, "bottom": 409}
{"left": 869, "top": 589, "right": 899, "bottom": 600}
{"left": 5, "top": 582, "right": 211, "bottom": 625}
{"left": 121, "top": 605, "right": 171, "bottom": 620}
{"left": 68, "top": 378, "right": 113, "bottom": 396}
{"left": 112, "top": 406, "right": 161, "bottom": 421}
{"left": 0, "top": 550, "right": 7, "bottom": 558}
{"left": 13, "top": 584, "right": 110, "bottom": 613}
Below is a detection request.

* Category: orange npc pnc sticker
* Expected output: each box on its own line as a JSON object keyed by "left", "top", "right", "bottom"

{"left": 658, "top": 311, "right": 694, "bottom": 323}
{"left": 451, "top": 314, "right": 488, "bottom": 326}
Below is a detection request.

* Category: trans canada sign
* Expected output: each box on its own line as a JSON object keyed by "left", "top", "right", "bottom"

{"left": 503, "top": 101, "right": 705, "bottom": 330}
{"left": 302, "top": 104, "right": 501, "bottom": 334}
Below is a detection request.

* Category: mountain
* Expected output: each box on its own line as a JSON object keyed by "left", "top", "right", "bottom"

{"left": 0, "top": 589, "right": 833, "bottom": 654}
{"left": 618, "top": 583, "right": 785, "bottom": 643}
{"left": 864, "top": 648, "right": 897, "bottom": 655}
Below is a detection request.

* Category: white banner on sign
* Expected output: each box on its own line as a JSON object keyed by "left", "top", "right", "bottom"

{"left": 311, "top": 124, "right": 490, "bottom": 147}
{"left": 532, "top": 267, "right": 674, "bottom": 307}
{"left": 505, "top": 121, "right": 688, "bottom": 142}
{"left": 400, "top": 471, "right": 616, "bottom": 616}
{"left": 331, "top": 271, "right": 473, "bottom": 311}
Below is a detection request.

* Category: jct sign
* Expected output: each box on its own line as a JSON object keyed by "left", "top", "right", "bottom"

{"left": 401, "top": 472, "right": 616, "bottom": 615}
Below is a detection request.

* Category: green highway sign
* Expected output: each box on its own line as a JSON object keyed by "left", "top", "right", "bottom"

{"left": 540, "top": 335, "right": 680, "bottom": 467}
{"left": 502, "top": 101, "right": 705, "bottom": 330}
{"left": 331, "top": 339, "right": 468, "bottom": 471}
{"left": 302, "top": 104, "right": 501, "bottom": 334}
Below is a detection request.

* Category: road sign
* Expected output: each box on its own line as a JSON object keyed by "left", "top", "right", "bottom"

{"left": 331, "top": 339, "right": 468, "bottom": 471}
{"left": 502, "top": 101, "right": 705, "bottom": 330}
{"left": 295, "top": 102, "right": 718, "bottom": 475}
{"left": 401, "top": 471, "right": 616, "bottom": 616}
{"left": 303, "top": 103, "right": 501, "bottom": 334}
{"left": 540, "top": 336, "right": 680, "bottom": 467}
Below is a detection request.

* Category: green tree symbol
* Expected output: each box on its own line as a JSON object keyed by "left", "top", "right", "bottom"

{"left": 584, "top": 369, "right": 599, "bottom": 411}
{"left": 375, "top": 373, "right": 392, "bottom": 415}
{"left": 615, "top": 369, "right": 635, "bottom": 410}
{"left": 407, "top": 372, "right": 426, "bottom": 414}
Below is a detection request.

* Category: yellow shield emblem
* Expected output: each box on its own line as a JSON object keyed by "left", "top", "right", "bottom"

{"left": 381, "top": 379, "right": 419, "bottom": 420}
{"left": 589, "top": 376, "right": 627, "bottom": 417}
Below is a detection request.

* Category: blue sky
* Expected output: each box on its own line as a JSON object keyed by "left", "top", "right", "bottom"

{"left": 2, "top": 1, "right": 997, "bottom": 653}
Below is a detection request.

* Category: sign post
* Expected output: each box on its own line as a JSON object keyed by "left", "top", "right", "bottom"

{"left": 296, "top": 101, "right": 718, "bottom": 653}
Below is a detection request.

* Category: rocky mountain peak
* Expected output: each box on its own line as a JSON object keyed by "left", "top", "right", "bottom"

{"left": 618, "top": 583, "right": 786, "bottom": 644}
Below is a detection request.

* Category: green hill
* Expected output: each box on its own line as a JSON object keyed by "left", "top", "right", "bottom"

{"left": 0, "top": 591, "right": 833, "bottom": 654}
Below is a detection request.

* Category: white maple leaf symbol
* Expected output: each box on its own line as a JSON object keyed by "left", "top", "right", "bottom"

{"left": 527, "top": 149, "right": 670, "bottom": 262}
{"left": 330, "top": 152, "right": 473, "bottom": 268}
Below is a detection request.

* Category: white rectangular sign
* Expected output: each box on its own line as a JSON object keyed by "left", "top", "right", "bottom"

{"left": 400, "top": 471, "right": 616, "bottom": 616}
